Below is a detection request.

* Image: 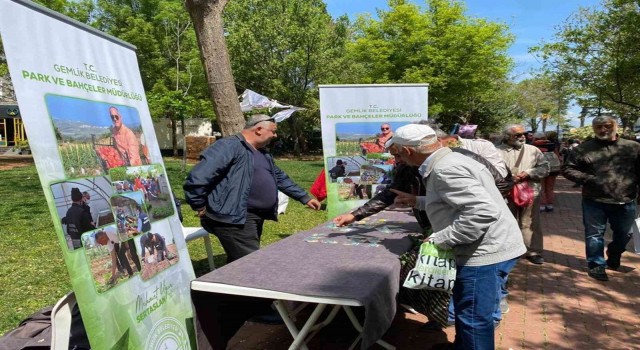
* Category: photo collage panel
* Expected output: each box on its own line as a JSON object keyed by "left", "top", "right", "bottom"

{"left": 46, "top": 95, "right": 179, "bottom": 293}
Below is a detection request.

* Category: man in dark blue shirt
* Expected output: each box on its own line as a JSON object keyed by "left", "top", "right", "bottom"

{"left": 184, "top": 114, "right": 321, "bottom": 263}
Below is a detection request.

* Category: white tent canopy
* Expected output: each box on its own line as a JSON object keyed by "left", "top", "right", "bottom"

{"left": 239, "top": 89, "right": 305, "bottom": 122}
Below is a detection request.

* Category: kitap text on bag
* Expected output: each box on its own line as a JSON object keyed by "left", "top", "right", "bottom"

{"left": 403, "top": 242, "right": 456, "bottom": 293}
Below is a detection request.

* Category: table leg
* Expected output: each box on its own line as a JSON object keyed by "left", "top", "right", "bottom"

{"left": 274, "top": 301, "right": 327, "bottom": 350}
{"left": 343, "top": 306, "right": 396, "bottom": 350}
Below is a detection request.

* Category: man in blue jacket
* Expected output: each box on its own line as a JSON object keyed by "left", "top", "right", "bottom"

{"left": 184, "top": 114, "right": 321, "bottom": 263}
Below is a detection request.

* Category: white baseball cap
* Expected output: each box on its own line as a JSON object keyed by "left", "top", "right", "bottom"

{"left": 384, "top": 124, "right": 437, "bottom": 148}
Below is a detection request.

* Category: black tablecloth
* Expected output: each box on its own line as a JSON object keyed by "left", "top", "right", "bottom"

{"left": 191, "top": 209, "right": 419, "bottom": 349}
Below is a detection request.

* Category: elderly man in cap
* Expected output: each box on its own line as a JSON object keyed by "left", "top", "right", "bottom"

{"left": 388, "top": 124, "right": 526, "bottom": 350}
{"left": 184, "top": 114, "right": 321, "bottom": 264}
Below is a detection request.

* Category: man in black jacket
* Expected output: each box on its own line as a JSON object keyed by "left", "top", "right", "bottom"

{"left": 63, "top": 188, "right": 95, "bottom": 249}
{"left": 328, "top": 159, "right": 346, "bottom": 181}
{"left": 563, "top": 115, "right": 640, "bottom": 281}
{"left": 184, "top": 114, "right": 321, "bottom": 263}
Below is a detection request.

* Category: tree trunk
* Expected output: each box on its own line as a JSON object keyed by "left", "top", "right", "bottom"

{"left": 184, "top": 0, "right": 244, "bottom": 136}
{"left": 529, "top": 118, "right": 537, "bottom": 133}
{"left": 181, "top": 119, "right": 187, "bottom": 171}
{"left": 171, "top": 118, "right": 178, "bottom": 157}
{"left": 286, "top": 117, "right": 301, "bottom": 156}
{"left": 579, "top": 113, "right": 586, "bottom": 128}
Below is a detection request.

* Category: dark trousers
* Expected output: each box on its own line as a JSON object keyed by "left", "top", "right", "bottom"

{"left": 127, "top": 240, "right": 141, "bottom": 271}
{"left": 582, "top": 199, "right": 635, "bottom": 268}
{"left": 201, "top": 212, "right": 265, "bottom": 263}
{"left": 156, "top": 248, "right": 167, "bottom": 262}
{"left": 114, "top": 243, "right": 133, "bottom": 276}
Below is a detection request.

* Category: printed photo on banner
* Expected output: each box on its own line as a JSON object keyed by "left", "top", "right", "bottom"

{"left": 326, "top": 156, "right": 362, "bottom": 183}
{"left": 44, "top": 94, "right": 150, "bottom": 177}
{"left": 82, "top": 224, "right": 141, "bottom": 293}
{"left": 335, "top": 121, "right": 405, "bottom": 156}
{"left": 134, "top": 220, "right": 180, "bottom": 281}
{"left": 328, "top": 147, "right": 394, "bottom": 202}
{"left": 50, "top": 176, "right": 115, "bottom": 250}
{"left": 360, "top": 163, "right": 393, "bottom": 197}
{"left": 336, "top": 176, "right": 373, "bottom": 201}
{"left": 110, "top": 191, "right": 150, "bottom": 238}
{"left": 109, "top": 164, "right": 174, "bottom": 221}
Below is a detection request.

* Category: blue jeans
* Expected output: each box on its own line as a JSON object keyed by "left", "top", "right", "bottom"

{"left": 447, "top": 258, "right": 518, "bottom": 323}
{"left": 493, "top": 258, "right": 518, "bottom": 322}
{"left": 582, "top": 199, "right": 635, "bottom": 269}
{"left": 453, "top": 263, "right": 499, "bottom": 350}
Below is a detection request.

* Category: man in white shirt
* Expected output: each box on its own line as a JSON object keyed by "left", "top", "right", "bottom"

{"left": 95, "top": 226, "right": 135, "bottom": 283}
{"left": 497, "top": 124, "right": 550, "bottom": 265}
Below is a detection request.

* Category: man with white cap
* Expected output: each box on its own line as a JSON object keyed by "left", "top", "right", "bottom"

{"left": 387, "top": 124, "right": 526, "bottom": 350}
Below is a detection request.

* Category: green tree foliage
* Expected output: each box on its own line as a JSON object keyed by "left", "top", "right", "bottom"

{"left": 533, "top": 0, "right": 640, "bottom": 129}
{"left": 2, "top": 0, "right": 96, "bottom": 89}
{"left": 93, "top": 0, "right": 213, "bottom": 155}
{"left": 514, "top": 74, "right": 571, "bottom": 133}
{"left": 34, "top": 0, "right": 97, "bottom": 23}
{"left": 0, "top": 52, "right": 7, "bottom": 78}
{"left": 347, "top": 0, "right": 514, "bottom": 130}
{"left": 223, "top": 0, "right": 351, "bottom": 153}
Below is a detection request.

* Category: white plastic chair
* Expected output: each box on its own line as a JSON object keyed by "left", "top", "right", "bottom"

{"left": 181, "top": 191, "right": 288, "bottom": 271}
{"left": 51, "top": 292, "right": 76, "bottom": 350}
{"left": 182, "top": 226, "right": 216, "bottom": 271}
{"left": 277, "top": 191, "right": 289, "bottom": 215}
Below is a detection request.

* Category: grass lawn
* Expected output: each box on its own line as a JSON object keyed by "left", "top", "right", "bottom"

{"left": 0, "top": 157, "right": 327, "bottom": 335}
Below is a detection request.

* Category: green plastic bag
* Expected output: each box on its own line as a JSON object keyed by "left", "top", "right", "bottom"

{"left": 402, "top": 242, "right": 456, "bottom": 294}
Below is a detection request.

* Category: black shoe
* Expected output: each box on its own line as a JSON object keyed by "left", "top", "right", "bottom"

{"left": 421, "top": 320, "right": 445, "bottom": 331}
{"left": 588, "top": 266, "right": 608, "bottom": 281}
{"left": 527, "top": 255, "right": 544, "bottom": 265}
{"left": 605, "top": 249, "right": 621, "bottom": 270}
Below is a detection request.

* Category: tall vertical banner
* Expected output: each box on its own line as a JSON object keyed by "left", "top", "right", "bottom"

{"left": 0, "top": 1, "right": 196, "bottom": 349}
{"left": 319, "top": 84, "right": 428, "bottom": 219}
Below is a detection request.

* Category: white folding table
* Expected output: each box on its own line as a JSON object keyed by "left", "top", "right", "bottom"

{"left": 190, "top": 209, "right": 419, "bottom": 350}
{"left": 190, "top": 281, "right": 395, "bottom": 350}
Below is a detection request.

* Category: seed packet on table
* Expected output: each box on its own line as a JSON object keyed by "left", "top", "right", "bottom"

{"left": 378, "top": 225, "right": 395, "bottom": 234}
{"left": 304, "top": 233, "right": 328, "bottom": 243}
